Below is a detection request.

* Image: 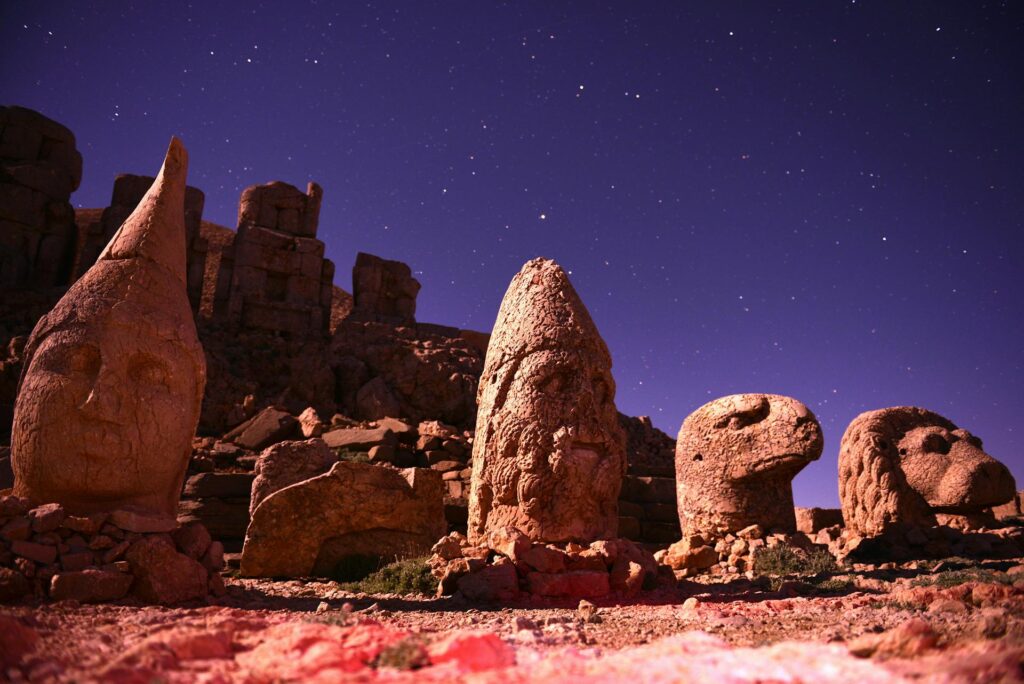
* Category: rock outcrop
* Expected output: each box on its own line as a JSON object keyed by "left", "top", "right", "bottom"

{"left": 11, "top": 138, "right": 206, "bottom": 517}
{"left": 0, "top": 105, "right": 82, "bottom": 289}
{"left": 839, "top": 407, "right": 1016, "bottom": 537}
{"left": 675, "top": 394, "right": 823, "bottom": 539}
{"left": 240, "top": 460, "right": 445, "bottom": 578}
{"left": 468, "top": 258, "right": 627, "bottom": 544}
{"left": 351, "top": 252, "right": 421, "bottom": 324}
{"left": 214, "top": 181, "right": 334, "bottom": 337}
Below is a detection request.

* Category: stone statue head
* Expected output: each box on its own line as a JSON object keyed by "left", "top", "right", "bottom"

{"left": 839, "top": 406, "right": 1015, "bottom": 536}
{"left": 468, "top": 258, "right": 626, "bottom": 543}
{"left": 675, "top": 393, "right": 823, "bottom": 537}
{"left": 12, "top": 138, "right": 206, "bottom": 516}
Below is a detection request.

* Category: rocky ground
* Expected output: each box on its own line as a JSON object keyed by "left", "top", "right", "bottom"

{"left": 3, "top": 557, "right": 1024, "bottom": 682}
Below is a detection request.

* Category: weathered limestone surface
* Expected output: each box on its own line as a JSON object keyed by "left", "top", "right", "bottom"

{"left": 248, "top": 438, "right": 335, "bottom": 517}
{"left": 216, "top": 181, "right": 334, "bottom": 336}
{"left": 11, "top": 138, "right": 206, "bottom": 517}
{"left": 330, "top": 319, "right": 485, "bottom": 427}
{"left": 675, "top": 394, "right": 823, "bottom": 539}
{"left": 73, "top": 174, "right": 208, "bottom": 311}
{"left": 468, "top": 258, "right": 626, "bottom": 544}
{"left": 240, "top": 461, "right": 445, "bottom": 577}
{"left": 0, "top": 106, "right": 82, "bottom": 289}
{"left": 839, "top": 407, "right": 1016, "bottom": 537}
{"left": 351, "top": 252, "right": 421, "bottom": 324}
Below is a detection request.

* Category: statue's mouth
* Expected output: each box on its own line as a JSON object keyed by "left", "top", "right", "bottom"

{"left": 569, "top": 441, "right": 606, "bottom": 461}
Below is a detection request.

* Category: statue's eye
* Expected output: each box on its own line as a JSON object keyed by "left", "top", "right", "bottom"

{"left": 66, "top": 345, "right": 100, "bottom": 376}
{"left": 923, "top": 433, "right": 950, "bottom": 455}
{"left": 898, "top": 448, "right": 908, "bottom": 456}
{"left": 128, "top": 354, "right": 168, "bottom": 388}
{"left": 541, "top": 370, "right": 570, "bottom": 394}
{"left": 39, "top": 344, "right": 99, "bottom": 378}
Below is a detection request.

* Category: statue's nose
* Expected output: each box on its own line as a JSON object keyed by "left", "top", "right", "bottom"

{"left": 967, "top": 459, "right": 1016, "bottom": 506}
{"left": 78, "top": 365, "right": 122, "bottom": 421}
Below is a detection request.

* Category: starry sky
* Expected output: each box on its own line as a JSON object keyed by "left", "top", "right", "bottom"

{"left": 2, "top": 2, "right": 1022, "bottom": 508}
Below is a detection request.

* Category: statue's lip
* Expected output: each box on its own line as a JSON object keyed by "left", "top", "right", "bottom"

{"left": 569, "top": 441, "right": 606, "bottom": 454}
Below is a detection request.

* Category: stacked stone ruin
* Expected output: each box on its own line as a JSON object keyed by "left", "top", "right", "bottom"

{"left": 214, "top": 180, "right": 334, "bottom": 336}
{"left": 0, "top": 106, "right": 82, "bottom": 289}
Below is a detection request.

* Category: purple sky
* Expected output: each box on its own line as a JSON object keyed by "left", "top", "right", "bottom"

{"left": 3, "top": 2, "right": 1022, "bottom": 508}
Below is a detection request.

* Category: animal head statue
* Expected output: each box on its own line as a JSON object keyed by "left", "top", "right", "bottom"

{"left": 11, "top": 138, "right": 206, "bottom": 517}
{"left": 675, "top": 393, "right": 823, "bottom": 537}
{"left": 838, "top": 406, "right": 1015, "bottom": 536}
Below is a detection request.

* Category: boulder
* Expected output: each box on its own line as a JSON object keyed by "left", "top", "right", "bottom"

{"left": 124, "top": 535, "right": 208, "bottom": 604}
{"left": 225, "top": 407, "right": 298, "bottom": 451}
{"left": 241, "top": 461, "right": 445, "bottom": 577}
{"left": 249, "top": 438, "right": 335, "bottom": 517}
{"left": 49, "top": 568, "right": 132, "bottom": 603}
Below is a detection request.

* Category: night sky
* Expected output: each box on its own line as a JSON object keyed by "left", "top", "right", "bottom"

{"left": 2, "top": 2, "right": 1022, "bottom": 508}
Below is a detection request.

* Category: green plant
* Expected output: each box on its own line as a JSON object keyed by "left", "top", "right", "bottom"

{"left": 335, "top": 448, "right": 370, "bottom": 463}
{"left": 339, "top": 557, "right": 437, "bottom": 596}
{"left": 911, "top": 568, "right": 1010, "bottom": 589}
{"left": 753, "top": 544, "right": 839, "bottom": 577}
{"left": 373, "top": 637, "right": 428, "bottom": 670}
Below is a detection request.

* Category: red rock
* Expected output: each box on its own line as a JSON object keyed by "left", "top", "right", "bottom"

{"left": 521, "top": 545, "right": 567, "bottom": 573}
{"left": 249, "top": 438, "right": 334, "bottom": 517}
{"left": 0, "top": 614, "right": 38, "bottom": 668}
{"left": 848, "top": 618, "right": 938, "bottom": 658}
{"left": 202, "top": 540, "right": 225, "bottom": 572}
{"left": 664, "top": 539, "right": 719, "bottom": 571}
{"left": 29, "top": 502, "right": 65, "bottom": 532}
{"left": 108, "top": 508, "right": 179, "bottom": 533}
{"left": 527, "top": 570, "right": 611, "bottom": 598}
{"left": 1, "top": 516, "right": 31, "bottom": 541}
{"left": 0, "top": 566, "right": 31, "bottom": 602}
{"left": 172, "top": 521, "right": 212, "bottom": 560}
{"left": 61, "top": 512, "right": 108, "bottom": 534}
{"left": 59, "top": 550, "right": 94, "bottom": 571}
{"left": 49, "top": 569, "right": 132, "bottom": 603}
{"left": 235, "top": 621, "right": 410, "bottom": 679}
{"left": 224, "top": 406, "right": 299, "bottom": 451}
{"left": 125, "top": 536, "right": 208, "bottom": 604}
{"left": 11, "top": 539, "right": 57, "bottom": 564}
{"left": 0, "top": 494, "right": 31, "bottom": 517}
{"left": 427, "top": 631, "right": 515, "bottom": 672}
{"left": 610, "top": 558, "right": 645, "bottom": 595}
{"left": 485, "top": 526, "right": 532, "bottom": 562}
{"left": 457, "top": 560, "right": 519, "bottom": 601}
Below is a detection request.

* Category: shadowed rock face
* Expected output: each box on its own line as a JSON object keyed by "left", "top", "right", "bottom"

{"left": 11, "top": 138, "right": 206, "bottom": 517}
{"left": 839, "top": 406, "right": 1016, "bottom": 536}
{"left": 675, "top": 394, "right": 823, "bottom": 538}
{"left": 468, "top": 258, "right": 626, "bottom": 544}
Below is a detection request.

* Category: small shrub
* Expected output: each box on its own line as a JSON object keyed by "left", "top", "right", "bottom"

{"left": 373, "top": 637, "right": 428, "bottom": 670}
{"left": 340, "top": 557, "right": 437, "bottom": 596}
{"left": 753, "top": 544, "right": 839, "bottom": 577}
{"left": 911, "top": 568, "right": 1010, "bottom": 589}
{"left": 335, "top": 448, "right": 370, "bottom": 463}
{"left": 810, "top": 577, "right": 854, "bottom": 594}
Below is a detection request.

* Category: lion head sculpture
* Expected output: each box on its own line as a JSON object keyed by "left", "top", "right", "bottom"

{"left": 838, "top": 406, "right": 1015, "bottom": 537}
{"left": 675, "top": 393, "right": 823, "bottom": 538}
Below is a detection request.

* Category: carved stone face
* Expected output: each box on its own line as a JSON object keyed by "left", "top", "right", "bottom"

{"left": 11, "top": 138, "right": 205, "bottom": 517}
{"left": 897, "top": 425, "right": 1014, "bottom": 511}
{"left": 469, "top": 258, "right": 626, "bottom": 544}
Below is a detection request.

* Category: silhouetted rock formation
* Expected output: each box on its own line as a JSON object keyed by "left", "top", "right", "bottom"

{"left": 216, "top": 181, "right": 334, "bottom": 336}
{"left": 351, "top": 252, "right": 420, "bottom": 324}
{"left": 0, "top": 106, "right": 81, "bottom": 289}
